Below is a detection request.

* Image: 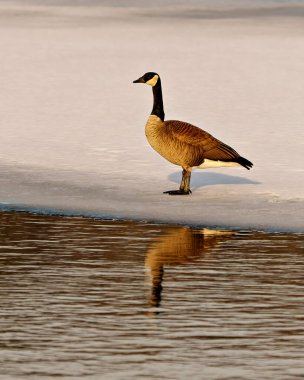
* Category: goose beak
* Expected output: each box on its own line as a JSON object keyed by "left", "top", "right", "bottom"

{"left": 133, "top": 76, "right": 145, "bottom": 84}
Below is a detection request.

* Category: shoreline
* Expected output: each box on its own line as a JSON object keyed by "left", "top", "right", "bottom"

{"left": 1, "top": 203, "right": 303, "bottom": 235}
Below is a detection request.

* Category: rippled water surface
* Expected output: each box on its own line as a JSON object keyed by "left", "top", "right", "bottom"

{"left": 0, "top": 211, "right": 303, "bottom": 379}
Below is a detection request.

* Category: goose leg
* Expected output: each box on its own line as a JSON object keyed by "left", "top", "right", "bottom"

{"left": 164, "top": 168, "right": 192, "bottom": 195}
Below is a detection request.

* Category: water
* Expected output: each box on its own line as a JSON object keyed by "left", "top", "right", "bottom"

{"left": 0, "top": 211, "right": 303, "bottom": 380}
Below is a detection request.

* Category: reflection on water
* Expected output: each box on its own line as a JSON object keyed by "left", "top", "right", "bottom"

{"left": 0, "top": 211, "right": 303, "bottom": 379}
{"left": 145, "top": 228, "right": 233, "bottom": 312}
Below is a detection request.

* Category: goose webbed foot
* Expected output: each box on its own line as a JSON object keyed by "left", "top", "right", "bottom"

{"left": 163, "top": 189, "right": 192, "bottom": 195}
{"left": 164, "top": 167, "right": 192, "bottom": 195}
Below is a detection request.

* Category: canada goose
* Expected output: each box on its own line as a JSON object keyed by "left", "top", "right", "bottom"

{"left": 133, "top": 72, "right": 253, "bottom": 195}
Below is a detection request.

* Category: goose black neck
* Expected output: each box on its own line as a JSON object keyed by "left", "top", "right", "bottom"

{"left": 151, "top": 79, "right": 165, "bottom": 122}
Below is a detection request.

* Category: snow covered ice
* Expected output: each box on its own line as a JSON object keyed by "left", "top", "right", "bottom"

{"left": 0, "top": 0, "right": 303, "bottom": 231}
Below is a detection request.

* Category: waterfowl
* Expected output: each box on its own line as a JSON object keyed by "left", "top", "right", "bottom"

{"left": 133, "top": 72, "right": 253, "bottom": 195}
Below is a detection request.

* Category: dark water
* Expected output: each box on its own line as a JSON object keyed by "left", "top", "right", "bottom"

{"left": 0, "top": 212, "right": 303, "bottom": 380}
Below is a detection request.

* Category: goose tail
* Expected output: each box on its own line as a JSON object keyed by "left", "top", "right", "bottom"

{"left": 235, "top": 156, "right": 253, "bottom": 170}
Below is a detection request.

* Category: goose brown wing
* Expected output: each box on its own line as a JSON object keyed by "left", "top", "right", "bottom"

{"left": 164, "top": 120, "right": 240, "bottom": 162}
{"left": 164, "top": 120, "right": 216, "bottom": 147}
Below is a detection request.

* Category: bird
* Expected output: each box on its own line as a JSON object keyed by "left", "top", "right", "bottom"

{"left": 133, "top": 72, "right": 253, "bottom": 195}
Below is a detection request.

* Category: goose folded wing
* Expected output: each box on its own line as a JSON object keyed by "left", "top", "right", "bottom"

{"left": 164, "top": 120, "right": 240, "bottom": 161}
{"left": 204, "top": 141, "right": 240, "bottom": 161}
{"left": 165, "top": 120, "right": 217, "bottom": 146}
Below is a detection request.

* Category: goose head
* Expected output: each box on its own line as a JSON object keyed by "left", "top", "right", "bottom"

{"left": 133, "top": 72, "right": 159, "bottom": 87}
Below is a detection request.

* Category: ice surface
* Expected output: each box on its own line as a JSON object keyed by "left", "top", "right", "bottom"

{"left": 0, "top": 1, "right": 303, "bottom": 231}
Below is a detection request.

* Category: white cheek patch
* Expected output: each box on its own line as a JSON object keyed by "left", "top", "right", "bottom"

{"left": 146, "top": 75, "right": 159, "bottom": 87}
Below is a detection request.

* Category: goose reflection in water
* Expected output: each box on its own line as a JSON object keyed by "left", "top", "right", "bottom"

{"left": 145, "top": 228, "right": 234, "bottom": 314}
